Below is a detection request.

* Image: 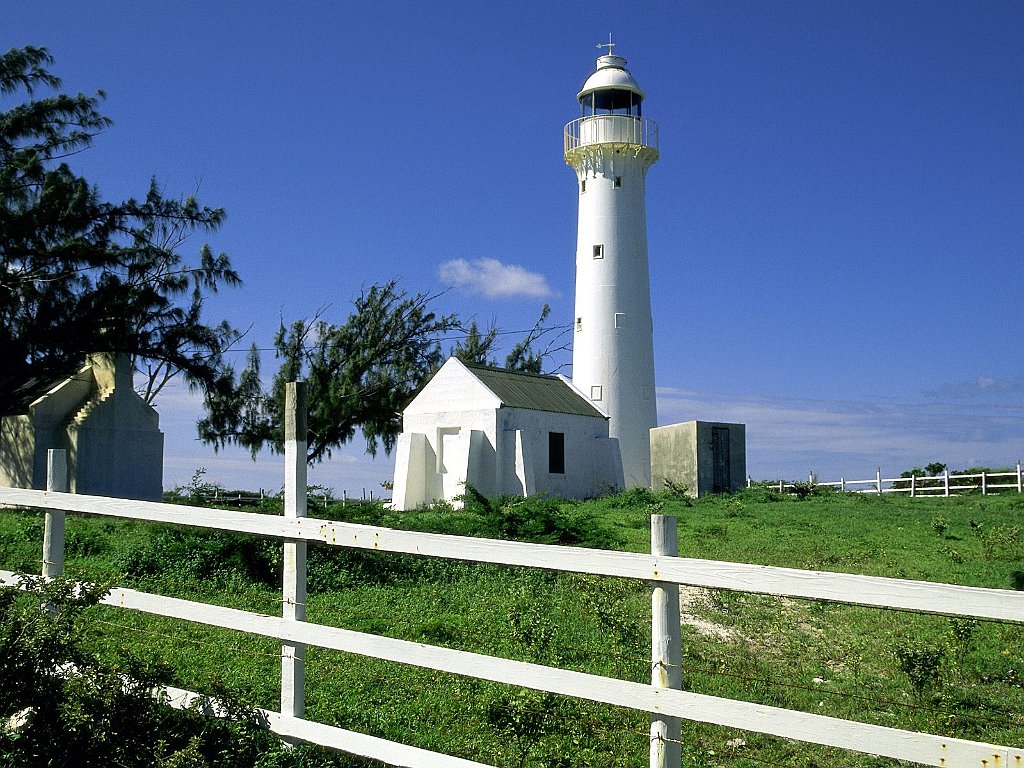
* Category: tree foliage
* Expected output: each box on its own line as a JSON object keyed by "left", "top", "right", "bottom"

{"left": 0, "top": 46, "right": 240, "bottom": 406}
{"left": 199, "top": 285, "right": 567, "bottom": 464}
{"left": 0, "top": 576, "right": 353, "bottom": 767}
{"left": 199, "top": 281, "right": 460, "bottom": 463}
{"left": 450, "top": 318, "right": 499, "bottom": 367}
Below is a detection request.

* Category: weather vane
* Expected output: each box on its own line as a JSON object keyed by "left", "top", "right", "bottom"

{"left": 596, "top": 33, "right": 616, "bottom": 56}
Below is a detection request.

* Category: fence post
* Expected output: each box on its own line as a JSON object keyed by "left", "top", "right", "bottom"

{"left": 910, "top": 474, "right": 916, "bottom": 498}
{"left": 650, "top": 514, "right": 681, "bottom": 768}
{"left": 981, "top": 470, "right": 987, "bottom": 496}
{"left": 944, "top": 469, "right": 950, "bottom": 497}
{"left": 876, "top": 468, "right": 882, "bottom": 495}
{"left": 282, "top": 381, "right": 308, "bottom": 720}
{"left": 1017, "top": 460, "right": 1022, "bottom": 494}
{"left": 42, "top": 449, "right": 68, "bottom": 578}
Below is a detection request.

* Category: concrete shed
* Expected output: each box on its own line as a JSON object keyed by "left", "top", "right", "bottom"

{"left": 650, "top": 421, "right": 746, "bottom": 497}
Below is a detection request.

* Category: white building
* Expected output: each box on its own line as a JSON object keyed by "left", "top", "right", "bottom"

{"left": 565, "top": 49, "right": 659, "bottom": 487}
{"left": 390, "top": 358, "right": 623, "bottom": 510}
{"left": 0, "top": 353, "right": 164, "bottom": 500}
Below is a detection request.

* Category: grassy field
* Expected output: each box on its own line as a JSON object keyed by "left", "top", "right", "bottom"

{"left": 1, "top": 486, "right": 1022, "bottom": 767}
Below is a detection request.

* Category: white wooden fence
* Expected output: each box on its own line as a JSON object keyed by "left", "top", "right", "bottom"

{"left": 753, "top": 462, "right": 1024, "bottom": 497}
{"left": 1, "top": 384, "right": 1022, "bottom": 767}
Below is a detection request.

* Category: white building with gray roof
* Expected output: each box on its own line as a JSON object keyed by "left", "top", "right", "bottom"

{"left": 390, "top": 358, "right": 623, "bottom": 510}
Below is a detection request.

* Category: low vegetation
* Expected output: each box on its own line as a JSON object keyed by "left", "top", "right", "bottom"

{"left": 1, "top": 484, "right": 1022, "bottom": 767}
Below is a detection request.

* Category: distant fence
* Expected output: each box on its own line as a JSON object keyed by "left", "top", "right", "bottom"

{"left": 751, "top": 462, "right": 1024, "bottom": 497}
{"left": 199, "top": 487, "right": 381, "bottom": 509}
{"left": 1, "top": 384, "right": 1022, "bottom": 767}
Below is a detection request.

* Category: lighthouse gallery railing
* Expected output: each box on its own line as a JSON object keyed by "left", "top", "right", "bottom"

{"left": 564, "top": 115, "right": 659, "bottom": 155}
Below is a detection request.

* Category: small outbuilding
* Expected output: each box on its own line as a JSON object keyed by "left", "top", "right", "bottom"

{"left": 650, "top": 420, "right": 746, "bottom": 497}
{"left": 390, "top": 358, "right": 623, "bottom": 510}
{"left": 0, "top": 353, "right": 164, "bottom": 500}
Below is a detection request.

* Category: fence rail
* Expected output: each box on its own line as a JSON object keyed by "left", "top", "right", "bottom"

{"left": 1, "top": 386, "right": 1022, "bottom": 767}
{"left": 751, "top": 462, "right": 1024, "bottom": 497}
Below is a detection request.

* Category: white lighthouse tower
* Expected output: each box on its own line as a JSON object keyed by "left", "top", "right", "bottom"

{"left": 565, "top": 45, "right": 659, "bottom": 488}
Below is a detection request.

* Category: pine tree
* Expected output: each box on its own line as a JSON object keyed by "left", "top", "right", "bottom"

{"left": 0, "top": 46, "right": 240, "bottom": 407}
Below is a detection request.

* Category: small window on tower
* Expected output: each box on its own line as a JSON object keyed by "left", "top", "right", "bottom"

{"left": 548, "top": 432, "right": 565, "bottom": 475}
{"left": 613, "top": 176, "right": 622, "bottom": 188}
{"left": 590, "top": 385, "right": 603, "bottom": 401}
{"left": 580, "top": 178, "right": 586, "bottom": 193}
{"left": 614, "top": 313, "right": 626, "bottom": 328}
{"left": 576, "top": 317, "right": 583, "bottom": 331}
{"left": 592, "top": 244, "right": 604, "bottom": 259}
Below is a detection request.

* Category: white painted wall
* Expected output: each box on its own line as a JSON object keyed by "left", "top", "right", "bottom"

{"left": 391, "top": 359, "right": 623, "bottom": 509}
{"left": 569, "top": 138, "right": 658, "bottom": 488}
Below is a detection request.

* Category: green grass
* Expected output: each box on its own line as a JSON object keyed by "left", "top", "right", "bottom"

{"left": 1, "top": 487, "right": 1022, "bottom": 767}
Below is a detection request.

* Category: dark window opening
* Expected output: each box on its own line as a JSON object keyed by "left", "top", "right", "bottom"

{"left": 548, "top": 432, "right": 565, "bottom": 475}
{"left": 580, "top": 89, "right": 643, "bottom": 117}
{"left": 613, "top": 176, "right": 622, "bottom": 188}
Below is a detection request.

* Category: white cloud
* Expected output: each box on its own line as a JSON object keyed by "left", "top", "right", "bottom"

{"left": 656, "top": 387, "right": 1024, "bottom": 482}
{"left": 927, "top": 376, "right": 1023, "bottom": 400}
{"left": 437, "top": 258, "right": 555, "bottom": 299}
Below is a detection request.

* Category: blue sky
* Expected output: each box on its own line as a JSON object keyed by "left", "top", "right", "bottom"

{"left": 6, "top": 1, "right": 1023, "bottom": 493}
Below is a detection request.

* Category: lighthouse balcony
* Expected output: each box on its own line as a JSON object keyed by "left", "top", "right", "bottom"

{"left": 564, "top": 115, "right": 658, "bottom": 156}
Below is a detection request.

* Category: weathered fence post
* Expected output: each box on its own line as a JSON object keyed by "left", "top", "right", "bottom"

{"left": 876, "top": 468, "right": 882, "bottom": 495}
{"left": 650, "top": 514, "right": 682, "bottom": 768}
{"left": 282, "top": 381, "right": 308, "bottom": 719}
{"left": 42, "top": 449, "right": 68, "bottom": 578}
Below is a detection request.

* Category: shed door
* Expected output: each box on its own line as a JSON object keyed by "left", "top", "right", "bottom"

{"left": 711, "top": 427, "right": 731, "bottom": 494}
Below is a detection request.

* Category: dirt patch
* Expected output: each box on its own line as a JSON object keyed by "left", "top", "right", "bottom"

{"left": 678, "top": 586, "right": 735, "bottom": 640}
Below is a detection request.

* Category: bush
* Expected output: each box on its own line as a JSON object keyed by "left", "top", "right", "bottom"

{"left": 893, "top": 641, "right": 945, "bottom": 698}
{"left": 458, "top": 486, "right": 623, "bottom": 549}
{"left": 0, "top": 576, "right": 338, "bottom": 767}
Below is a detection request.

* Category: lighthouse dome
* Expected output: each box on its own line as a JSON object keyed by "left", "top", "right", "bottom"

{"left": 577, "top": 54, "right": 645, "bottom": 103}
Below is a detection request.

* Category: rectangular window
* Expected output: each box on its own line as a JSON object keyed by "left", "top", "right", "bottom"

{"left": 580, "top": 178, "right": 586, "bottom": 193}
{"left": 592, "top": 244, "right": 604, "bottom": 259}
{"left": 614, "top": 312, "right": 626, "bottom": 328}
{"left": 548, "top": 432, "right": 565, "bottom": 474}
{"left": 613, "top": 176, "right": 622, "bottom": 188}
{"left": 590, "top": 385, "right": 603, "bottom": 401}
{"left": 575, "top": 317, "right": 583, "bottom": 331}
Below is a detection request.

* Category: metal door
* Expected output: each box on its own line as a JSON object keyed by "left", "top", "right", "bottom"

{"left": 712, "top": 427, "right": 731, "bottom": 494}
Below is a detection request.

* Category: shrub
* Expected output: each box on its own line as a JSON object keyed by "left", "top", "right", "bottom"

{"left": 457, "top": 486, "right": 623, "bottom": 549}
{"left": 0, "top": 576, "right": 331, "bottom": 767}
{"left": 969, "top": 520, "right": 1022, "bottom": 561}
{"left": 893, "top": 642, "right": 945, "bottom": 698}
{"left": 607, "top": 485, "right": 658, "bottom": 509}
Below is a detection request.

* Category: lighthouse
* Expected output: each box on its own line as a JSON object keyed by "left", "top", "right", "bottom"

{"left": 565, "top": 46, "right": 659, "bottom": 488}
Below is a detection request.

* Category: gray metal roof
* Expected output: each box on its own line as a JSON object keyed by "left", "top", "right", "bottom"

{"left": 464, "top": 364, "right": 606, "bottom": 419}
